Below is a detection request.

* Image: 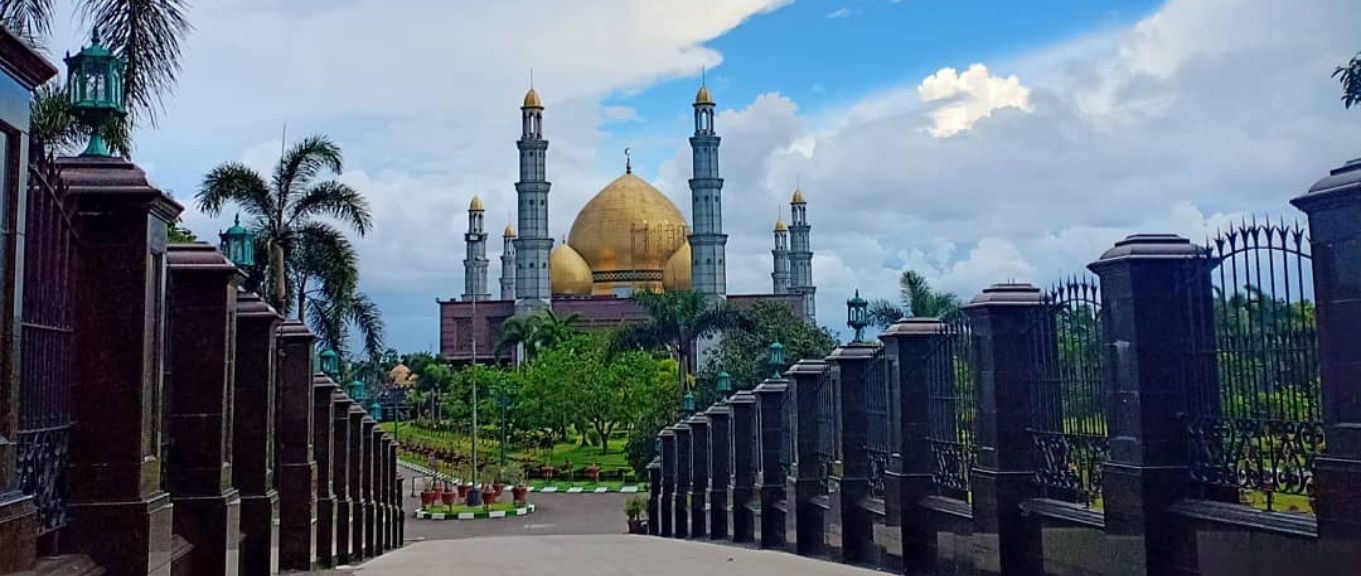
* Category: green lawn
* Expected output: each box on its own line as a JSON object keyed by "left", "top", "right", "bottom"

{"left": 420, "top": 501, "right": 520, "bottom": 514}
{"left": 384, "top": 422, "right": 637, "bottom": 481}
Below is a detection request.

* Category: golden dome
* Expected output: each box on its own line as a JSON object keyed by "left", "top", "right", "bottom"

{"left": 663, "top": 241, "right": 692, "bottom": 291}
{"left": 792, "top": 187, "right": 806, "bottom": 204}
{"left": 695, "top": 85, "right": 714, "bottom": 105}
{"left": 567, "top": 173, "right": 689, "bottom": 285}
{"left": 523, "top": 88, "right": 542, "bottom": 108}
{"left": 469, "top": 195, "right": 484, "bottom": 211}
{"left": 550, "top": 244, "right": 593, "bottom": 295}
{"left": 774, "top": 217, "right": 787, "bottom": 232}
{"left": 503, "top": 223, "right": 516, "bottom": 237}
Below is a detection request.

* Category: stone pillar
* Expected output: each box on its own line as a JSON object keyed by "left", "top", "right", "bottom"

{"left": 378, "top": 434, "right": 392, "bottom": 554}
{"left": 165, "top": 244, "right": 243, "bottom": 576}
{"left": 233, "top": 291, "right": 280, "bottom": 576}
{"left": 647, "top": 458, "right": 661, "bottom": 535}
{"left": 1294, "top": 161, "right": 1361, "bottom": 569}
{"left": 347, "top": 407, "right": 365, "bottom": 560}
{"left": 275, "top": 320, "right": 317, "bottom": 571}
{"left": 827, "top": 341, "right": 877, "bottom": 564}
{"left": 331, "top": 394, "right": 353, "bottom": 565}
{"left": 672, "top": 421, "right": 691, "bottom": 538}
{"left": 729, "top": 391, "right": 757, "bottom": 544}
{"left": 705, "top": 402, "right": 731, "bottom": 540}
{"left": 362, "top": 418, "right": 377, "bottom": 556}
{"left": 687, "top": 414, "right": 709, "bottom": 538}
{"left": 962, "top": 284, "right": 1048, "bottom": 575}
{"left": 62, "top": 157, "right": 180, "bottom": 575}
{"left": 755, "top": 378, "right": 789, "bottom": 549}
{"left": 878, "top": 318, "right": 941, "bottom": 574}
{"left": 786, "top": 360, "right": 827, "bottom": 556}
{"left": 659, "top": 429, "right": 675, "bottom": 537}
{"left": 389, "top": 442, "right": 401, "bottom": 549}
{"left": 1089, "top": 235, "right": 1207, "bottom": 576}
{"left": 311, "top": 375, "right": 337, "bottom": 567}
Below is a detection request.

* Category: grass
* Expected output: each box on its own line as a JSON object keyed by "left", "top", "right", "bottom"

{"left": 420, "top": 501, "right": 521, "bottom": 514}
{"left": 383, "top": 421, "right": 637, "bottom": 481}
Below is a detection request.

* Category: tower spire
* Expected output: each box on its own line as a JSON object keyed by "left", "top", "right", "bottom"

{"left": 689, "top": 78, "right": 725, "bottom": 297}
{"left": 515, "top": 80, "right": 552, "bottom": 313}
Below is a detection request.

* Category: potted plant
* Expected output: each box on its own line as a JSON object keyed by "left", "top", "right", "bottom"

{"left": 625, "top": 496, "right": 647, "bottom": 534}
{"left": 585, "top": 464, "right": 601, "bottom": 483}
{"left": 511, "top": 469, "right": 529, "bottom": 506}
{"left": 422, "top": 479, "right": 439, "bottom": 508}
{"left": 440, "top": 482, "right": 456, "bottom": 507}
{"left": 483, "top": 487, "right": 499, "bottom": 505}
{"left": 541, "top": 465, "right": 555, "bottom": 480}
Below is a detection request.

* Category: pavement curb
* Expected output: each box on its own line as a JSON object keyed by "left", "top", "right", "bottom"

{"left": 415, "top": 504, "right": 536, "bottom": 521}
{"left": 526, "top": 484, "right": 645, "bottom": 493}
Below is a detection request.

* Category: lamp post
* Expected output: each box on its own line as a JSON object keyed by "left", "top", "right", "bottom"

{"left": 320, "top": 348, "right": 339, "bottom": 377}
{"left": 767, "top": 341, "right": 786, "bottom": 379}
{"left": 846, "top": 290, "right": 869, "bottom": 343}
{"left": 716, "top": 371, "right": 732, "bottom": 398}
{"left": 65, "top": 27, "right": 126, "bottom": 157}
{"left": 219, "top": 214, "right": 254, "bottom": 267}
{"left": 682, "top": 392, "right": 696, "bottom": 417}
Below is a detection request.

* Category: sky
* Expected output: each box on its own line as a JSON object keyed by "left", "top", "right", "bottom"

{"left": 45, "top": 0, "right": 1361, "bottom": 353}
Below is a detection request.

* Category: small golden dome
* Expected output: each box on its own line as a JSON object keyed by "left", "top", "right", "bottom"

{"left": 663, "top": 241, "right": 692, "bottom": 291}
{"left": 791, "top": 187, "right": 806, "bottom": 204}
{"left": 503, "top": 223, "right": 516, "bottom": 237}
{"left": 695, "top": 85, "right": 714, "bottom": 105}
{"left": 774, "top": 217, "right": 787, "bottom": 232}
{"left": 567, "top": 173, "right": 688, "bottom": 276}
{"left": 550, "top": 244, "right": 593, "bottom": 295}
{"left": 523, "top": 88, "right": 542, "bottom": 108}
{"left": 469, "top": 195, "right": 484, "bottom": 211}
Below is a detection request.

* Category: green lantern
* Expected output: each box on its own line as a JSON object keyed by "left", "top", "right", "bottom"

{"left": 847, "top": 290, "right": 869, "bottom": 343}
{"left": 319, "top": 347, "right": 339, "bottom": 376}
{"left": 767, "top": 341, "right": 786, "bottom": 378}
{"left": 682, "top": 391, "right": 695, "bottom": 417}
{"left": 349, "top": 379, "right": 366, "bottom": 402}
{"left": 370, "top": 401, "right": 383, "bottom": 421}
{"left": 64, "top": 28, "right": 126, "bottom": 158}
{"left": 219, "top": 214, "right": 254, "bottom": 267}
{"left": 716, "top": 371, "right": 732, "bottom": 396}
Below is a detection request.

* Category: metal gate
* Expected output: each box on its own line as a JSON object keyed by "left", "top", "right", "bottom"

{"left": 926, "top": 310, "right": 977, "bottom": 500}
{"left": 814, "top": 365, "right": 836, "bottom": 494}
{"left": 864, "top": 345, "right": 891, "bottom": 500}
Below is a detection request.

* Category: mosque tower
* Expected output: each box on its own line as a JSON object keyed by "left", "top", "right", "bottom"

{"left": 788, "top": 188, "right": 816, "bottom": 322}
{"left": 500, "top": 223, "right": 517, "bottom": 300}
{"left": 514, "top": 87, "right": 553, "bottom": 313}
{"left": 772, "top": 216, "right": 791, "bottom": 294}
{"left": 462, "top": 195, "right": 490, "bottom": 301}
{"left": 688, "top": 81, "right": 727, "bottom": 297}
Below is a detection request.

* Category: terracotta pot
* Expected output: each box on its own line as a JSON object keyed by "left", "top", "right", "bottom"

{"left": 542, "top": 467, "right": 555, "bottom": 480}
{"left": 421, "top": 490, "right": 437, "bottom": 507}
{"left": 483, "top": 490, "right": 498, "bottom": 504}
{"left": 628, "top": 519, "right": 646, "bottom": 534}
{"left": 457, "top": 484, "right": 471, "bottom": 499}
{"left": 493, "top": 482, "right": 505, "bottom": 497}
{"left": 440, "top": 491, "right": 455, "bottom": 506}
{"left": 586, "top": 467, "right": 601, "bottom": 482}
{"left": 512, "top": 486, "right": 528, "bottom": 505}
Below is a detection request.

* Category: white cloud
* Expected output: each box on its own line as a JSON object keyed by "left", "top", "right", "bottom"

{"left": 917, "top": 64, "right": 1032, "bottom": 137}
{"left": 602, "top": 105, "right": 643, "bottom": 124}
{"left": 827, "top": 8, "right": 851, "bottom": 19}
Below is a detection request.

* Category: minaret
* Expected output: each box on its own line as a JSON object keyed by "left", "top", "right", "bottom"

{"left": 772, "top": 217, "right": 790, "bottom": 294}
{"left": 499, "top": 223, "right": 517, "bottom": 300}
{"left": 688, "top": 80, "right": 727, "bottom": 297}
{"left": 514, "top": 87, "right": 553, "bottom": 313}
{"left": 462, "top": 195, "right": 490, "bottom": 301}
{"left": 789, "top": 187, "right": 816, "bottom": 322}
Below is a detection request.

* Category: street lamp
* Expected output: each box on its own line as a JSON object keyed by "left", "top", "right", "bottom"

{"left": 847, "top": 289, "right": 869, "bottom": 343}
{"left": 319, "top": 348, "right": 339, "bottom": 377}
{"left": 218, "top": 214, "right": 254, "bottom": 267}
{"left": 767, "top": 341, "right": 786, "bottom": 379}
{"left": 716, "top": 371, "right": 731, "bottom": 397}
{"left": 682, "top": 391, "right": 695, "bottom": 417}
{"left": 65, "top": 27, "right": 126, "bottom": 157}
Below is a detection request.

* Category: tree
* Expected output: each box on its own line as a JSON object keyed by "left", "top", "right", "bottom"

{"left": 1335, "top": 52, "right": 1361, "bottom": 109}
{"left": 701, "top": 301, "right": 837, "bottom": 396}
{"left": 493, "top": 310, "right": 582, "bottom": 362}
{"left": 195, "top": 135, "right": 383, "bottom": 357}
{"left": 868, "top": 270, "right": 961, "bottom": 328}
{"left": 611, "top": 290, "right": 751, "bottom": 404}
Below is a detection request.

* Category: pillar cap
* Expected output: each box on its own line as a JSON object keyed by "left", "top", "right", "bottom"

{"left": 167, "top": 242, "right": 237, "bottom": 273}
{"left": 704, "top": 402, "right": 731, "bottom": 416}
{"left": 659, "top": 428, "right": 675, "bottom": 437}
{"left": 880, "top": 316, "right": 944, "bottom": 338}
{"left": 56, "top": 155, "right": 183, "bottom": 220}
{"left": 728, "top": 390, "right": 757, "bottom": 404}
{"left": 671, "top": 421, "right": 692, "bottom": 433}
{"left": 236, "top": 289, "right": 282, "bottom": 319}
{"left": 687, "top": 414, "right": 710, "bottom": 426}
{"left": 964, "top": 283, "right": 1045, "bottom": 307}
{"left": 754, "top": 379, "right": 789, "bottom": 394}
{"left": 349, "top": 405, "right": 366, "bottom": 415}
{"left": 332, "top": 391, "right": 353, "bottom": 406}
{"left": 277, "top": 319, "right": 314, "bottom": 339}
{"left": 362, "top": 416, "right": 376, "bottom": 425}
{"left": 647, "top": 459, "right": 661, "bottom": 470}
{"left": 1090, "top": 234, "right": 1202, "bottom": 268}
{"left": 785, "top": 358, "right": 827, "bottom": 375}
{"left": 1294, "top": 157, "right": 1361, "bottom": 211}
{"left": 828, "top": 340, "right": 879, "bottom": 361}
{"left": 313, "top": 373, "right": 339, "bottom": 389}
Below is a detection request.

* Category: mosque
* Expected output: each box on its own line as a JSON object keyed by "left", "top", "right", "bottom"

{"left": 438, "top": 83, "right": 818, "bottom": 363}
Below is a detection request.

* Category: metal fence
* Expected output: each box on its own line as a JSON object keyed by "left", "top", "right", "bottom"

{"left": 815, "top": 365, "right": 836, "bottom": 494}
{"left": 927, "top": 310, "right": 978, "bottom": 500}
{"left": 15, "top": 144, "right": 75, "bottom": 545}
{"left": 1028, "top": 278, "right": 1109, "bottom": 507}
{"left": 864, "top": 345, "right": 892, "bottom": 500}
{"left": 1184, "top": 221, "right": 1322, "bottom": 513}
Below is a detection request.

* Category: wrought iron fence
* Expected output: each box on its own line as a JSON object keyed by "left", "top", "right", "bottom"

{"left": 1184, "top": 220, "right": 1321, "bottom": 513}
{"left": 864, "top": 345, "right": 892, "bottom": 500}
{"left": 815, "top": 365, "right": 836, "bottom": 494}
{"left": 1028, "top": 278, "right": 1109, "bottom": 507}
{"left": 927, "top": 310, "right": 978, "bottom": 500}
{"left": 15, "top": 144, "right": 76, "bottom": 543}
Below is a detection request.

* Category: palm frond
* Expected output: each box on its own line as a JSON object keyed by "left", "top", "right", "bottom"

{"left": 288, "top": 179, "right": 372, "bottom": 235}
{"left": 82, "top": 0, "right": 192, "bottom": 126}
{"left": 1, "top": 0, "right": 54, "bottom": 48}
{"left": 273, "top": 135, "right": 343, "bottom": 198}
{"left": 343, "top": 291, "right": 385, "bottom": 359}
{"left": 30, "top": 81, "right": 81, "bottom": 153}
{"left": 867, "top": 298, "right": 904, "bottom": 328}
{"left": 292, "top": 220, "right": 360, "bottom": 302}
{"left": 196, "top": 162, "right": 274, "bottom": 219}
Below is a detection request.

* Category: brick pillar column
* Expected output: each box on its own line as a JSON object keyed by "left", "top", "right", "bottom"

{"left": 705, "top": 402, "right": 731, "bottom": 540}
{"left": 786, "top": 359, "right": 827, "bottom": 556}
{"left": 62, "top": 157, "right": 179, "bottom": 575}
{"left": 394, "top": 445, "right": 405, "bottom": 548}
{"left": 878, "top": 318, "right": 941, "bottom": 574}
{"left": 827, "top": 341, "right": 877, "bottom": 564}
{"left": 729, "top": 391, "right": 757, "bottom": 543}
{"left": 378, "top": 434, "right": 392, "bottom": 554}
{"left": 755, "top": 378, "right": 789, "bottom": 549}
{"left": 311, "top": 375, "right": 337, "bottom": 567}
{"left": 347, "top": 407, "right": 365, "bottom": 560}
{"left": 389, "top": 442, "right": 401, "bottom": 548}
{"left": 330, "top": 394, "right": 353, "bottom": 565}
{"left": 233, "top": 291, "right": 280, "bottom": 575}
{"left": 165, "top": 244, "right": 243, "bottom": 576}
{"left": 1294, "top": 160, "right": 1361, "bottom": 568}
{"left": 647, "top": 458, "right": 661, "bottom": 535}
{"left": 687, "top": 414, "right": 709, "bottom": 538}
{"left": 659, "top": 429, "right": 675, "bottom": 537}
{"left": 962, "top": 283, "right": 1048, "bottom": 575}
{"left": 1090, "top": 235, "right": 1208, "bottom": 576}
{"left": 672, "top": 421, "right": 691, "bottom": 538}
{"left": 362, "top": 418, "right": 377, "bottom": 556}
{"left": 275, "top": 320, "right": 316, "bottom": 571}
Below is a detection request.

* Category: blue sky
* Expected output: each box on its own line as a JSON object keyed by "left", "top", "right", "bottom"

{"left": 45, "top": 0, "right": 1361, "bottom": 355}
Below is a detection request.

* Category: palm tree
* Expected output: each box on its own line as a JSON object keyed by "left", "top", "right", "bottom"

{"left": 611, "top": 290, "right": 750, "bottom": 403}
{"left": 196, "top": 135, "right": 382, "bottom": 356}
{"left": 868, "top": 270, "right": 961, "bottom": 328}
{"left": 1336, "top": 51, "right": 1361, "bottom": 109}
{"left": 493, "top": 310, "right": 582, "bottom": 362}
